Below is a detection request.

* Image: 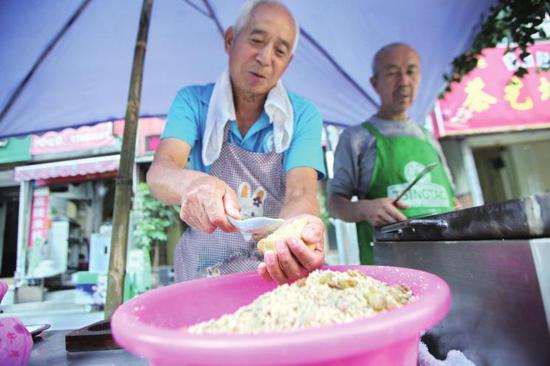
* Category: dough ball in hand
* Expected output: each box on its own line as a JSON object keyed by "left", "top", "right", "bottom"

{"left": 257, "top": 217, "right": 315, "bottom": 253}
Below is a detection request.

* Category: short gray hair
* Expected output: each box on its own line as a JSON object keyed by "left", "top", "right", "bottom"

{"left": 234, "top": 0, "right": 300, "bottom": 54}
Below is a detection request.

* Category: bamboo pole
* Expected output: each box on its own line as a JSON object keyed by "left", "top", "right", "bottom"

{"left": 105, "top": 0, "right": 153, "bottom": 319}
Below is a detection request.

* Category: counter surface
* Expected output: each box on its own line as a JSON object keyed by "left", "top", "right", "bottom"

{"left": 30, "top": 330, "right": 147, "bottom": 365}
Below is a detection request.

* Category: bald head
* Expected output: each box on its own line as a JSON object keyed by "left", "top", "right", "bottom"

{"left": 372, "top": 43, "right": 420, "bottom": 77}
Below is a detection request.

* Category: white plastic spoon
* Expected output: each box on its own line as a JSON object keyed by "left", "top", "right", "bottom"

{"left": 227, "top": 216, "right": 284, "bottom": 234}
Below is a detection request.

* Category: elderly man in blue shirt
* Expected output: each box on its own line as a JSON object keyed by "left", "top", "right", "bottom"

{"left": 147, "top": 0, "right": 326, "bottom": 284}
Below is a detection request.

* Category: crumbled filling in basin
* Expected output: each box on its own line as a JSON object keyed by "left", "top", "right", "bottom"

{"left": 186, "top": 269, "right": 414, "bottom": 334}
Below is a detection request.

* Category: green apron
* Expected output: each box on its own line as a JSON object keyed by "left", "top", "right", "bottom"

{"left": 357, "top": 122, "right": 455, "bottom": 264}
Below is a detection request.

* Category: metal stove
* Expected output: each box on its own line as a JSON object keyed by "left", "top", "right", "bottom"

{"left": 374, "top": 193, "right": 550, "bottom": 366}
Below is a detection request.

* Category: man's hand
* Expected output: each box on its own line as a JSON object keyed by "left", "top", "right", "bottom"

{"left": 453, "top": 197, "right": 463, "bottom": 210}
{"left": 257, "top": 214, "right": 325, "bottom": 284}
{"left": 358, "top": 197, "right": 408, "bottom": 226}
{"left": 180, "top": 175, "right": 240, "bottom": 234}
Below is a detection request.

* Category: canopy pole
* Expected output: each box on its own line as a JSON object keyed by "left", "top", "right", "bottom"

{"left": 105, "top": 0, "right": 153, "bottom": 319}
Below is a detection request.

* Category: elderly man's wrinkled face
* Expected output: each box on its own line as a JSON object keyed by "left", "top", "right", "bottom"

{"left": 371, "top": 45, "right": 421, "bottom": 116}
{"left": 225, "top": 3, "right": 295, "bottom": 98}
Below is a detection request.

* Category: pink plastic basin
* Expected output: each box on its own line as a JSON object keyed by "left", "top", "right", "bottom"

{"left": 112, "top": 265, "right": 451, "bottom": 366}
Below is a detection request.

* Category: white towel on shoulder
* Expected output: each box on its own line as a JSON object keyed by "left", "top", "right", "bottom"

{"left": 202, "top": 69, "right": 294, "bottom": 166}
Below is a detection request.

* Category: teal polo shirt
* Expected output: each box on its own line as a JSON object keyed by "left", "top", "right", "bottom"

{"left": 161, "top": 84, "right": 326, "bottom": 179}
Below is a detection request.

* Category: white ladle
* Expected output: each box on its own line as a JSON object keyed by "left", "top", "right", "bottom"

{"left": 227, "top": 216, "right": 284, "bottom": 234}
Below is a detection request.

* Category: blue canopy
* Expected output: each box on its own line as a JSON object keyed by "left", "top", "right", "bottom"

{"left": 0, "top": 0, "right": 497, "bottom": 138}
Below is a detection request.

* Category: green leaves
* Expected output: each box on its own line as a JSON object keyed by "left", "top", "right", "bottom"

{"left": 442, "top": 0, "right": 550, "bottom": 97}
{"left": 133, "top": 182, "right": 178, "bottom": 250}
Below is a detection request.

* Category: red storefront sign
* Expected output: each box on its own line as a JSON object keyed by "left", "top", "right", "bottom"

{"left": 435, "top": 43, "right": 550, "bottom": 137}
{"left": 29, "top": 190, "right": 49, "bottom": 248}
{"left": 31, "top": 122, "right": 121, "bottom": 155}
{"left": 30, "top": 118, "right": 164, "bottom": 156}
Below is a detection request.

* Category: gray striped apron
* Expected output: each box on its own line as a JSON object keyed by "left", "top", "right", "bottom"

{"left": 174, "top": 124, "right": 286, "bottom": 281}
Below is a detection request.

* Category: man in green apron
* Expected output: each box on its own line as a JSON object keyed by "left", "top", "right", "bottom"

{"left": 328, "top": 43, "right": 459, "bottom": 264}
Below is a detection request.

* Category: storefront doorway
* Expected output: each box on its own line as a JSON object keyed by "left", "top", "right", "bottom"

{"left": 473, "top": 146, "right": 514, "bottom": 204}
{"left": 0, "top": 187, "right": 19, "bottom": 278}
{"left": 471, "top": 132, "right": 550, "bottom": 204}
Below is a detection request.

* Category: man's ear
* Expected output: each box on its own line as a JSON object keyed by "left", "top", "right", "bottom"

{"left": 224, "top": 27, "right": 235, "bottom": 53}
{"left": 279, "top": 54, "right": 293, "bottom": 74}
{"left": 370, "top": 75, "right": 377, "bottom": 90}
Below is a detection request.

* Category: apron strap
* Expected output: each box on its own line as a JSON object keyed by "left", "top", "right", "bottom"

{"left": 361, "top": 121, "right": 382, "bottom": 139}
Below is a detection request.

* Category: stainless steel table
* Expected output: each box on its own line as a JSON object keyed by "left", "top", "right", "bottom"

{"left": 30, "top": 330, "right": 147, "bottom": 365}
